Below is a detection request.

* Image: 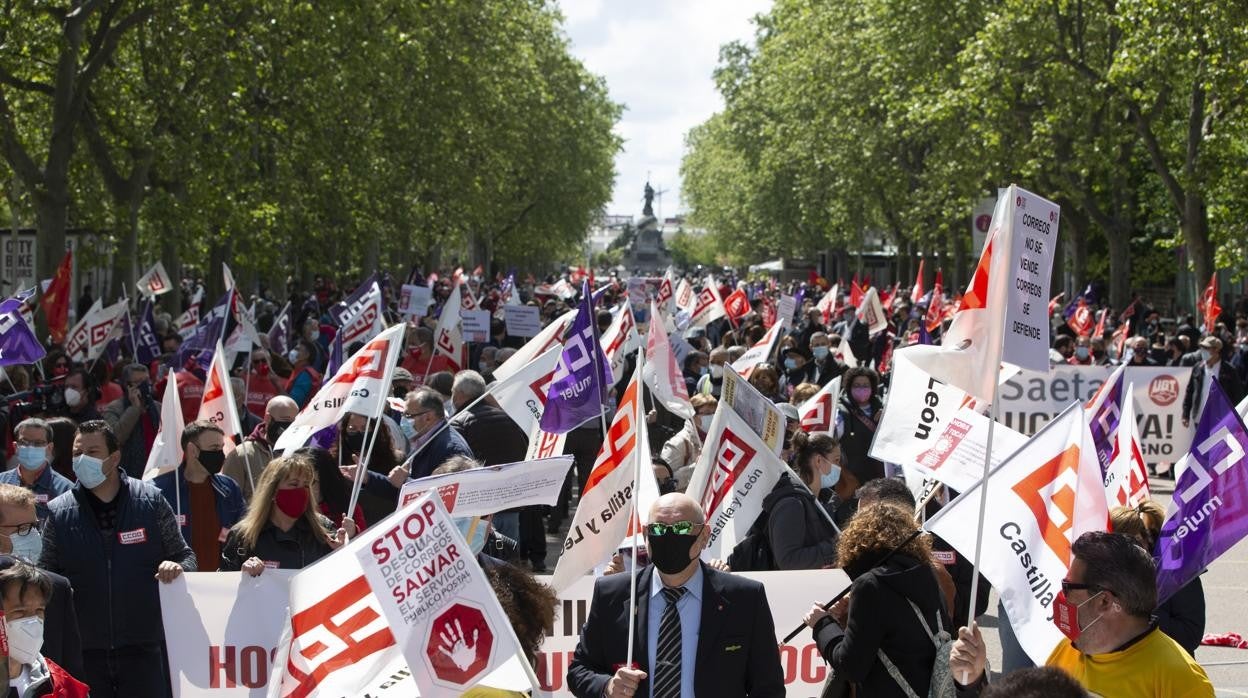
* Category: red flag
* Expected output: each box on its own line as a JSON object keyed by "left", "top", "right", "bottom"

{"left": 808, "top": 269, "right": 820, "bottom": 287}
{"left": 1093, "top": 308, "right": 1107, "bottom": 338}
{"left": 1111, "top": 322, "right": 1129, "bottom": 358}
{"left": 1048, "top": 292, "right": 1066, "bottom": 318}
{"left": 850, "top": 275, "right": 864, "bottom": 307}
{"left": 1201, "top": 274, "right": 1221, "bottom": 333}
{"left": 40, "top": 248, "right": 74, "bottom": 343}
{"left": 910, "top": 260, "right": 926, "bottom": 305}
{"left": 723, "top": 288, "right": 750, "bottom": 320}
{"left": 922, "top": 270, "right": 944, "bottom": 332}
{"left": 761, "top": 296, "right": 778, "bottom": 328}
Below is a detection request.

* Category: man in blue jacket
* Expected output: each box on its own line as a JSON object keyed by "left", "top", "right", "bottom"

{"left": 353, "top": 387, "right": 474, "bottom": 500}
{"left": 153, "top": 420, "right": 246, "bottom": 572}
{"left": 2, "top": 418, "right": 73, "bottom": 520}
{"left": 39, "top": 420, "right": 196, "bottom": 698}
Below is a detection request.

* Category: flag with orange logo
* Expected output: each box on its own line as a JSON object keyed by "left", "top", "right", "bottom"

{"left": 926, "top": 402, "right": 1108, "bottom": 663}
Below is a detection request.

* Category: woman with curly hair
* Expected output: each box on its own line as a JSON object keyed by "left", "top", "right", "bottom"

{"left": 803, "top": 503, "right": 949, "bottom": 697}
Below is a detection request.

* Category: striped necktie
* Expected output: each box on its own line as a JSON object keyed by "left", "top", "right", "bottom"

{"left": 653, "top": 586, "right": 687, "bottom": 698}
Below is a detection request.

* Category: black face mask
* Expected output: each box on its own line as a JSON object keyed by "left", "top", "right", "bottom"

{"left": 646, "top": 533, "right": 699, "bottom": 575}
{"left": 344, "top": 431, "right": 365, "bottom": 454}
{"left": 658, "top": 477, "right": 678, "bottom": 495}
{"left": 268, "top": 419, "right": 293, "bottom": 443}
{"left": 198, "top": 449, "right": 226, "bottom": 475}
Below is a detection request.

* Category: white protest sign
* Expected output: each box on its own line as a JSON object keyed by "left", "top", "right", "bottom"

{"left": 161, "top": 572, "right": 296, "bottom": 697}
{"left": 531, "top": 570, "right": 849, "bottom": 697}
{"left": 908, "top": 406, "right": 1029, "bottom": 492}
{"left": 720, "top": 366, "right": 785, "bottom": 455}
{"left": 355, "top": 492, "right": 532, "bottom": 697}
{"left": 998, "top": 365, "right": 1194, "bottom": 464}
{"left": 1003, "top": 186, "right": 1059, "bottom": 373}
{"left": 399, "top": 284, "right": 433, "bottom": 316}
{"left": 504, "top": 305, "right": 542, "bottom": 337}
{"left": 777, "top": 294, "right": 797, "bottom": 326}
{"left": 462, "top": 309, "right": 491, "bottom": 342}
{"left": 397, "top": 456, "right": 575, "bottom": 513}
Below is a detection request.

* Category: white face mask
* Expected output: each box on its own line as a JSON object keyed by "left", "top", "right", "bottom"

{"left": 1201, "top": 349, "right": 1213, "bottom": 363}
{"left": 697, "top": 415, "right": 713, "bottom": 432}
{"left": 709, "top": 364, "right": 723, "bottom": 380}
{"left": 5, "top": 616, "right": 43, "bottom": 665}
{"left": 63, "top": 387, "right": 83, "bottom": 408}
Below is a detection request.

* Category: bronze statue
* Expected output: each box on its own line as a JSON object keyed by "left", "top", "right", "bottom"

{"left": 642, "top": 182, "right": 655, "bottom": 217}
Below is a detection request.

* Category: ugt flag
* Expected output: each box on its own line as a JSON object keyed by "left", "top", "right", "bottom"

{"left": 540, "top": 281, "right": 611, "bottom": 434}
{"left": 0, "top": 292, "right": 46, "bottom": 365}
{"left": 1156, "top": 379, "right": 1248, "bottom": 603}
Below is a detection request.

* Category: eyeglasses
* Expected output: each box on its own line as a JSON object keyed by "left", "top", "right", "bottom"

{"left": 15, "top": 440, "right": 47, "bottom": 448}
{"left": 1060, "top": 579, "right": 1102, "bottom": 595}
{"left": 402, "top": 410, "right": 435, "bottom": 420}
{"left": 645, "top": 521, "right": 705, "bottom": 537}
{"left": 1, "top": 521, "right": 39, "bottom": 536}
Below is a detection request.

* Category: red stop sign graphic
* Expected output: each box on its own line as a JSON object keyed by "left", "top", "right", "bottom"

{"left": 426, "top": 602, "right": 494, "bottom": 686}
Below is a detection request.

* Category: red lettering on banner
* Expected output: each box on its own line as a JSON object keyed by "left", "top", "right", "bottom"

{"left": 535, "top": 649, "right": 572, "bottom": 691}
{"left": 281, "top": 576, "right": 395, "bottom": 698}
{"left": 210, "top": 644, "right": 237, "bottom": 688}
{"left": 210, "top": 645, "right": 278, "bottom": 689}
{"left": 534, "top": 430, "right": 562, "bottom": 458}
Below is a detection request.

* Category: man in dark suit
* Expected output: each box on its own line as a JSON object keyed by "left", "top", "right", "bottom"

{"left": 567, "top": 493, "right": 785, "bottom": 698}
{"left": 1183, "top": 336, "right": 1246, "bottom": 427}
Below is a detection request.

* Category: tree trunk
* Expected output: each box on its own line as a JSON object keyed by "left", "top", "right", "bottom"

{"left": 1184, "top": 193, "right": 1212, "bottom": 292}
{"left": 1105, "top": 223, "right": 1132, "bottom": 311}
{"left": 160, "top": 231, "right": 180, "bottom": 316}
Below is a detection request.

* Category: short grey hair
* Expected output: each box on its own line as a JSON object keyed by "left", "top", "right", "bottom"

{"left": 410, "top": 388, "right": 445, "bottom": 415}
{"left": 14, "top": 418, "right": 52, "bottom": 443}
{"left": 452, "top": 371, "right": 487, "bottom": 402}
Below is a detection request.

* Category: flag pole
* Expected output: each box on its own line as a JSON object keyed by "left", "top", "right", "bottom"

{"left": 625, "top": 346, "right": 644, "bottom": 669}
{"left": 960, "top": 372, "right": 1001, "bottom": 683}
{"left": 346, "top": 415, "right": 383, "bottom": 525}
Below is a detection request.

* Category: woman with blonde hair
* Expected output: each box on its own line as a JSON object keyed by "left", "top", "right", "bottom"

{"left": 803, "top": 503, "right": 949, "bottom": 697}
{"left": 1111, "top": 500, "right": 1205, "bottom": 655}
{"left": 220, "top": 454, "right": 347, "bottom": 575}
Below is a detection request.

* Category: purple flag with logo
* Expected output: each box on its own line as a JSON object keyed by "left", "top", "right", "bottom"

{"left": 1156, "top": 379, "right": 1248, "bottom": 603}
{"left": 0, "top": 294, "right": 45, "bottom": 365}
{"left": 1086, "top": 365, "right": 1126, "bottom": 476}
{"left": 324, "top": 332, "right": 344, "bottom": 378}
{"left": 121, "top": 299, "right": 163, "bottom": 365}
{"left": 329, "top": 273, "right": 379, "bottom": 329}
{"left": 541, "top": 280, "right": 613, "bottom": 433}
{"left": 175, "top": 292, "right": 231, "bottom": 370}
{"left": 268, "top": 304, "right": 291, "bottom": 359}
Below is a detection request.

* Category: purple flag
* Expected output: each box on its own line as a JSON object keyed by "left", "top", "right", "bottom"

{"left": 1156, "top": 379, "right": 1248, "bottom": 602}
{"left": 121, "top": 299, "right": 163, "bottom": 365}
{"left": 0, "top": 294, "right": 46, "bottom": 366}
{"left": 324, "top": 332, "right": 344, "bottom": 378}
{"left": 540, "top": 280, "right": 613, "bottom": 433}
{"left": 175, "top": 291, "right": 231, "bottom": 370}
{"left": 268, "top": 304, "right": 291, "bottom": 358}
{"left": 329, "top": 273, "right": 379, "bottom": 329}
{"left": 1086, "top": 367, "right": 1126, "bottom": 476}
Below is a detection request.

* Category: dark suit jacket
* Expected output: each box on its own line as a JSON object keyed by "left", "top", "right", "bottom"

{"left": 1182, "top": 362, "right": 1245, "bottom": 421}
{"left": 566, "top": 563, "right": 785, "bottom": 698}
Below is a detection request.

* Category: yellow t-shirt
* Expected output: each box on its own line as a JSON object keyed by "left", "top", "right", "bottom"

{"left": 1046, "top": 627, "right": 1214, "bottom": 697}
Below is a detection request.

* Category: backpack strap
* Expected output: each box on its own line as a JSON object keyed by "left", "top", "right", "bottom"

{"left": 877, "top": 649, "right": 923, "bottom": 698}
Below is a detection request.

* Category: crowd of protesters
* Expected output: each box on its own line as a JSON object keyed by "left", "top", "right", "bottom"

{"left": 0, "top": 265, "right": 1237, "bottom": 696}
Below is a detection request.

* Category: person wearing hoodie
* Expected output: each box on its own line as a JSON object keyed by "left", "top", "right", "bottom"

{"left": 222, "top": 396, "right": 298, "bottom": 501}
{"left": 803, "top": 503, "right": 950, "bottom": 697}
{"left": 760, "top": 431, "right": 840, "bottom": 570}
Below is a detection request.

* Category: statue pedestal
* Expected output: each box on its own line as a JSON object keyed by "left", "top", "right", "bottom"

{"left": 623, "top": 215, "right": 672, "bottom": 272}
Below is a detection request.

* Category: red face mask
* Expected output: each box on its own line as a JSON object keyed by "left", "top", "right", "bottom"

{"left": 1052, "top": 589, "right": 1104, "bottom": 642}
{"left": 274, "top": 487, "right": 310, "bottom": 518}
{"left": 255, "top": 362, "right": 270, "bottom": 376}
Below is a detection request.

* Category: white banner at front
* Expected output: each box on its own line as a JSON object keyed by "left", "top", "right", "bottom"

{"left": 997, "top": 365, "right": 1193, "bottom": 464}
{"left": 397, "top": 456, "right": 575, "bottom": 513}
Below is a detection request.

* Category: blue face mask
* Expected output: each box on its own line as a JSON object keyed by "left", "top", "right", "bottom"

{"left": 400, "top": 417, "right": 418, "bottom": 441}
{"left": 73, "top": 454, "right": 108, "bottom": 489}
{"left": 812, "top": 346, "right": 830, "bottom": 360}
{"left": 6, "top": 528, "right": 42, "bottom": 563}
{"left": 16, "top": 446, "right": 46, "bottom": 472}
{"left": 821, "top": 462, "right": 842, "bottom": 490}
{"left": 784, "top": 358, "right": 797, "bottom": 371}
{"left": 455, "top": 516, "right": 489, "bottom": 556}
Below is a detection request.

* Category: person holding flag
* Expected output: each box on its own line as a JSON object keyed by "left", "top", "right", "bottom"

{"left": 152, "top": 421, "right": 245, "bottom": 570}
{"left": 567, "top": 492, "right": 785, "bottom": 698}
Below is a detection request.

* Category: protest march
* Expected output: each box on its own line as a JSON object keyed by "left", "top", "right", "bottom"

{"left": 0, "top": 179, "right": 1244, "bottom": 698}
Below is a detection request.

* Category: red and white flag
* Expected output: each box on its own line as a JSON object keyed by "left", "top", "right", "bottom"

{"left": 685, "top": 402, "right": 790, "bottom": 558}
{"left": 491, "top": 346, "right": 562, "bottom": 436}
{"left": 432, "top": 284, "right": 468, "bottom": 373}
{"left": 642, "top": 302, "right": 694, "bottom": 419}
{"left": 855, "top": 286, "right": 888, "bottom": 336}
{"left": 816, "top": 284, "right": 839, "bottom": 324}
{"left": 924, "top": 271, "right": 944, "bottom": 331}
{"left": 910, "top": 259, "right": 926, "bottom": 305}
{"left": 1104, "top": 384, "right": 1150, "bottom": 508}
{"left": 730, "top": 321, "right": 785, "bottom": 380}
{"left": 273, "top": 324, "right": 405, "bottom": 452}
{"left": 64, "top": 298, "right": 127, "bottom": 362}
{"left": 492, "top": 308, "right": 577, "bottom": 383}
{"left": 143, "top": 370, "right": 186, "bottom": 481}
{"left": 797, "top": 377, "right": 841, "bottom": 433}
{"left": 600, "top": 302, "right": 641, "bottom": 382}
{"left": 655, "top": 269, "right": 676, "bottom": 313}
{"left": 551, "top": 359, "right": 647, "bottom": 592}
{"left": 686, "top": 275, "right": 727, "bottom": 329}
{"left": 1201, "top": 273, "right": 1221, "bottom": 334}
{"left": 673, "top": 278, "right": 695, "bottom": 318}
{"left": 198, "top": 340, "right": 244, "bottom": 454}
{"left": 722, "top": 288, "right": 750, "bottom": 321}
{"left": 136, "top": 261, "right": 174, "bottom": 298}
{"left": 926, "top": 403, "right": 1108, "bottom": 663}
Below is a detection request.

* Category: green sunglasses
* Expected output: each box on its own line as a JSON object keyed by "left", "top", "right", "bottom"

{"left": 645, "top": 521, "right": 705, "bottom": 537}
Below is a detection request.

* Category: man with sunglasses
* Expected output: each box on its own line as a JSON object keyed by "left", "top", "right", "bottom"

{"left": 950, "top": 532, "right": 1212, "bottom": 696}
{"left": 568, "top": 493, "right": 785, "bottom": 698}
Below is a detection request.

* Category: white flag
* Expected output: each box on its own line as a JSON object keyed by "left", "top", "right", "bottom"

{"left": 600, "top": 302, "right": 640, "bottom": 382}
{"left": 797, "top": 377, "right": 840, "bottom": 433}
{"left": 492, "top": 308, "right": 577, "bottom": 383}
{"left": 687, "top": 275, "right": 726, "bottom": 329}
{"left": 730, "top": 321, "right": 785, "bottom": 379}
{"left": 655, "top": 269, "right": 676, "bottom": 314}
{"left": 550, "top": 360, "right": 645, "bottom": 592}
{"left": 855, "top": 286, "right": 888, "bottom": 336}
{"left": 397, "top": 456, "right": 575, "bottom": 514}
{"left": 198, "top": 340, "right": 244, "bottom": 455}
{"left": 642, "top": 302, "right": 694, "bottom": 419}
{"left": 871, "top": 352, "right": 970, "bottom": 465}
{"left": 136, "top": 261, "right": 174, "bottom": 297}
{"left": 524, "top": 420, "right": 568, "bottom": 461}
{"left": 925, "top": 402, "right": 1108, "bottom": 664}
{"left": 354, "top": 492, "right": 534, "bottom": 697}
{"left": 816, "top": 284, "right": 839, "bottom": 323}
{"left": 1104, "top": 384, "right": 1151, "bottom": 508}
{"left": 274, "top": 324, "right": 405, "bottom": 452}
{"left": 143, "top": 370, "right": 186, "bottom": 481}
{"left": 64, "top": 298, "right": 127, "bottom": 362}
{"left": 685, "top": 403, "right": 789, "bottom": 558}
{"left": 432, "top": 284, "right": 467, "bottom": 373}
{"left": 489, "top": 346, "right": 562, "bottom": 436}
